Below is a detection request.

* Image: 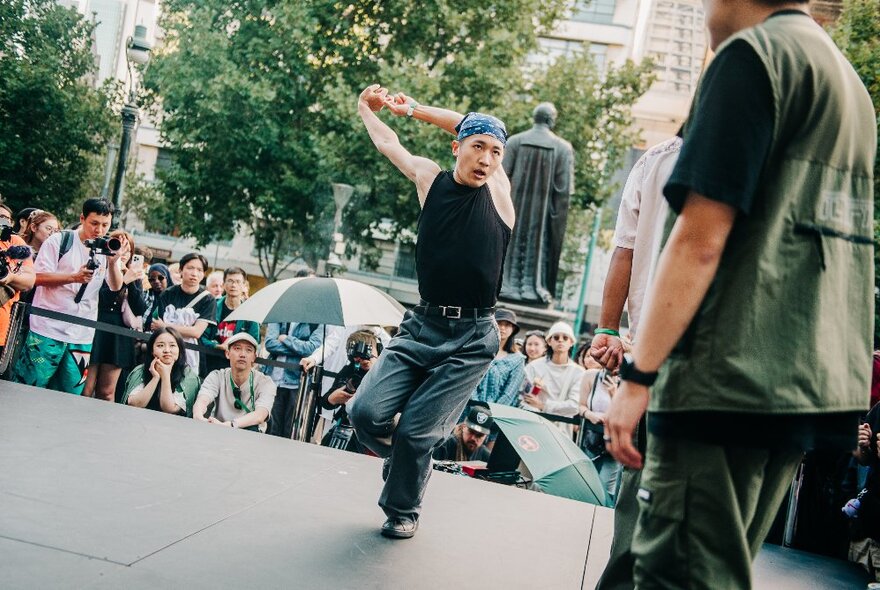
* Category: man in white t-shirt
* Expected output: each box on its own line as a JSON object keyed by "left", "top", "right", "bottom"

{"left": 590, "top": 137, "right": 681, "bottom": 369}
{"left": 588, "top": 137, "right": 681, "bottom": 590}
{"left": 13, "top": 198, "right": 125, "bottom": 395}
{"left": 193, "top": 332, "right": 277, "bottom": 432}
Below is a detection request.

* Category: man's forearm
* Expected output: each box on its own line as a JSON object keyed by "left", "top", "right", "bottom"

{"left": 35, "top": 272, "right": 75, "bottom": 287}
{"left": 170, "top": 321, "right": 208, "bottom": 339}
{"left": 359, "top": 103, "right": 402, "bottom": 156}
{"left": 633, "top": 194, "right": 735, "bottom": 372}
{"left": 234, "top": 407, "right": 269, "bottom": 428}
{"left": 599, "top": 247, "right": 633, "bottom": 330}
{"left": 192, "top": 396, "right": 210, "bottom": 420}
{"left": 411, "top": 104, "right": 464, "bottom": 136}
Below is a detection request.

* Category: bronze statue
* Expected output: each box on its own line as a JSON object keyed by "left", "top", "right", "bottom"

{"left": 500, "top": 103, "right": 575, "bottom": 304}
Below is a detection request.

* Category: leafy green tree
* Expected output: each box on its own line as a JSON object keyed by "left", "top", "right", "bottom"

{"left": 831, "top": 0, "right": 880, "bottom": 343}
{"left": 147, "top": 0, "right": 653, "bottom": 280}
{"left": 0, "top": 0, "right": 117, "bottom": 219}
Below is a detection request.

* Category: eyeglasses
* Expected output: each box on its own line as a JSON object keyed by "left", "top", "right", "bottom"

{"left": 549, "top": 334, "right": 571, "bottom": 342}
{"left": 0, "top": 214, "right": 11, "bottom": 222}
{"left": 149, "top": 275, "right": 167, "bottom": 282}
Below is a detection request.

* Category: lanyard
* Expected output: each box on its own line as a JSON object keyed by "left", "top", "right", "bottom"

{"left": 229, "top": 371, "right": 255, "bottom": 413}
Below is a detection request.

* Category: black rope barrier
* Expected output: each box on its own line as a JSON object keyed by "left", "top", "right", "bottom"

{"left": 22, "top": 303, "right": 338, "bottom": 376}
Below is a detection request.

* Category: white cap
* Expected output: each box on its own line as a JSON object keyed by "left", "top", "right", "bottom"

{"left": 546, "top": 321, "right": 575, "bottom": 341}
{"left": 225, "top": 332, "right": 258, "bottom": 350}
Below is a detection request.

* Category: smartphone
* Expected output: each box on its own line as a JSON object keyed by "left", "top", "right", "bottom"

{"left": 131, "top": 254, "right": 144, "bottom": 267}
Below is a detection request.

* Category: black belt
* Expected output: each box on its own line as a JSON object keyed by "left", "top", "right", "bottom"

{"left": 413, "top": 300, "right": 495, "bottom": 320}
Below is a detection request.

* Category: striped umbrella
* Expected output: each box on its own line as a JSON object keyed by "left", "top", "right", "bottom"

{"left": 226, "top": 277, "right": 405, "bottom": 327}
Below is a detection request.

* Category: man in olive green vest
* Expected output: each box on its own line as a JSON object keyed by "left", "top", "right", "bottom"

{"left": 604, "top": 0, "right": 876, "bottom": 587}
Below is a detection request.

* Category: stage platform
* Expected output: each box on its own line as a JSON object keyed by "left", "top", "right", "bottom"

{"left": 0, "top": 383, "right": 868, "bottom": 589}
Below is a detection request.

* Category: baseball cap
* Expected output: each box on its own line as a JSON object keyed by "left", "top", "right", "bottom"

{"left": 465, "top": 405, "right": 494, "bottom": 435}
{"left": 225, "top": 332, "right": 258, "bottom": 350}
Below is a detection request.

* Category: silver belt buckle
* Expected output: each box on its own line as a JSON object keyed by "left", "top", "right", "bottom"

{"left": 441, "top": 305, "right": 462, "bottom": 319}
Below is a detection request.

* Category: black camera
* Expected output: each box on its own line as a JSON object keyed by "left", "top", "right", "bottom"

{"left": 84, "top": 235, "right": 122, "bottom": 256}
{"left": 73, "top": 235, "right": 121, "bottom": 304}
{"left": 0, "top": 220, "right": 13, "bottom": 242}
{"left": 0, "top": 245, "right": 31, "bottom": 281}
{"left": 347, "top": 340, "right": 374, "bottom": 364}
{"left": 344, "top": 367, "right": 367, "bottom": 394}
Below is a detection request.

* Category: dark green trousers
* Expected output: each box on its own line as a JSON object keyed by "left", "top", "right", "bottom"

{"left": 631, "top": 435, "right": 802, "bottom": 590}
{"left": 596, "top": 465, "right": 642, "bottom": 590}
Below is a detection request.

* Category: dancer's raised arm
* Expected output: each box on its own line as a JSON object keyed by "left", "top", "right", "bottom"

{"left": 357, "top": 85, "right": 440, "bottom": 206}
{"left": 385, "top": 93, "right": 463, "bottom": 136}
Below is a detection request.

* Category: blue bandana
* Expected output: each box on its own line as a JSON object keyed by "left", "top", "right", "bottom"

{"left": 455, "top": 112, "right": 508, "bottom": 146}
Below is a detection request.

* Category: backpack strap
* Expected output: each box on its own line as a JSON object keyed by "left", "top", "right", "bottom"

{"left": 58, "top": 230, "right": 75, "bottom": 261}
{"left": 184, "top": 288, "right": 211, "bottom": 310}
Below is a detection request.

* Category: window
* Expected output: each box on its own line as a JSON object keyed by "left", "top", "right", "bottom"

{"left": 393, "top": 244, "right": 417, "bottom": 280}
{"left": 571, "top": 0, "right": 617, "bottom": 25}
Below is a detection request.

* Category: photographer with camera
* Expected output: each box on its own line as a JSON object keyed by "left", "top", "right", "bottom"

{"left": 83, "top": 230, "right": 147, "bottom": 401}
{"left": 319, "top": 330, "right": 381, "bottom": 453}
{"left": 12, "top": 199, "right": 125, "bottom": 394}
{"left": 0, "top": 203, "right": 35, "bottom": 359}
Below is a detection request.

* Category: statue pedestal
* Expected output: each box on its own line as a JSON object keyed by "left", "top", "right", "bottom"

{"left": 495, "top": 299, "right": 573, "bottom": 335}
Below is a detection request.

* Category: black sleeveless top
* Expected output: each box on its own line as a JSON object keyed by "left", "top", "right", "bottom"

{"left": 415, "top": 171, "right": 511, "bottom": 308}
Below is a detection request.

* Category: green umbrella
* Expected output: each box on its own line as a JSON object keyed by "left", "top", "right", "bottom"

{"left": 488, "top": 403, "right": 609, "bottom": 507}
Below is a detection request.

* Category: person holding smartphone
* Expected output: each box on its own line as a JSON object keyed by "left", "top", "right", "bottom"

{"left": 84, "top": 229, "right": 147, "bottom": 401}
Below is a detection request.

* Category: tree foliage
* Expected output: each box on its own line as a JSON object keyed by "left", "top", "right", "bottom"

{"left": 830, "top": 0, "right": 880, "bottom": 344}
{"left": 0, "top": 0, "right": 117, "bottom": 218}
{"left": 147, "top": 0, "right": 654, "bottom": 280}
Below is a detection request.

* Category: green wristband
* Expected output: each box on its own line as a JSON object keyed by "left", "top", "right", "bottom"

{"left": 594, "top": 328, "right": 620, "bottom": 337}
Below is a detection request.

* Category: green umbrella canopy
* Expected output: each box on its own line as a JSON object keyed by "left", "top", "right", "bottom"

{"left": 489, "top": 403, "right": 608, "bottom": 506}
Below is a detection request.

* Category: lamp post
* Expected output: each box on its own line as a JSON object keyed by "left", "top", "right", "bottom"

{"left": 110, "top": 24, "right": 151, "bottom": 227}
{"left": 325, "top": 183, "right": 354, "bottom": 274}
{"left": 572, "top": 205, "right": 603, "bottom": 352}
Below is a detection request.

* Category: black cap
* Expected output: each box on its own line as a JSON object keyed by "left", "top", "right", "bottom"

{"left": 494, "top": 308, "right": 520, "bottom": 337}
{"left": 465, "top": 405, "right": 493, "bottom": 435}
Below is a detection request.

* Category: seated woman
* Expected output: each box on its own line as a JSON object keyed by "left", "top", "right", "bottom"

{"left": 122, "top": 327, "right": 200, "bottom": 417}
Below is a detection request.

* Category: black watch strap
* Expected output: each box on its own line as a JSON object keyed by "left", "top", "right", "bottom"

{"left": 620, "top": 354, "right": 658, "bottom": 387}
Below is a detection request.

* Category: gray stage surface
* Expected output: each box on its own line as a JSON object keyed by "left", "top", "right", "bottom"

{"left": 0, "top": 383, "right": 868, "bottom": 589}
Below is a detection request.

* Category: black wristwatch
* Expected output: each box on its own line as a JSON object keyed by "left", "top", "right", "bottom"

{"left": 619, "top": 353, "right": 658, "bottom": 386}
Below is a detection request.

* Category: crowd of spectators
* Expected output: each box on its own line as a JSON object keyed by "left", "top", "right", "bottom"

{"left": 2, "top": 195, "right": 876, "bottom": 579}
{"left": 0, "top": 198, "right": 629, "bottom": 505}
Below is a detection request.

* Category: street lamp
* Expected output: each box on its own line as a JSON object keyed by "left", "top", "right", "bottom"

{"left": 325, "top": 183, "right": 354, "bottom": 274}
{"left": 109, "top": 24, "right": 151, "bottom": 227}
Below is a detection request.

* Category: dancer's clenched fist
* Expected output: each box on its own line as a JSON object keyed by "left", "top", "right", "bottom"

{"left": 358, "top": 84, "right": 387, "bottom": 112}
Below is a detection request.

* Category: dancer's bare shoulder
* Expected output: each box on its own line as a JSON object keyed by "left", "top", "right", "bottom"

{"left": 489, "top": 168, "right": 515, "bottom": 229}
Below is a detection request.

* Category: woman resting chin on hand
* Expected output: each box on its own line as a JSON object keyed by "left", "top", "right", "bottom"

{"left": 122, "top": 327, "right": 201, "bottom": 417}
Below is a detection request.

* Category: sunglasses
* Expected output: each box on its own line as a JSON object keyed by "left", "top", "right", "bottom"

{"left": 231, "top": 385, "right": 250, "bottom": 412}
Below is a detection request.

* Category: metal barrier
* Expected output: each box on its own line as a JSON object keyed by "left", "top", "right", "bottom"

{"left": 2, "top": 302, "right": 337, "bottom": 438}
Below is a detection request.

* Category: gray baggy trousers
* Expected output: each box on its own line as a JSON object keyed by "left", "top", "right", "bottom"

{"left": 349, "top": 309, "right": 498, "bottom": 520}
